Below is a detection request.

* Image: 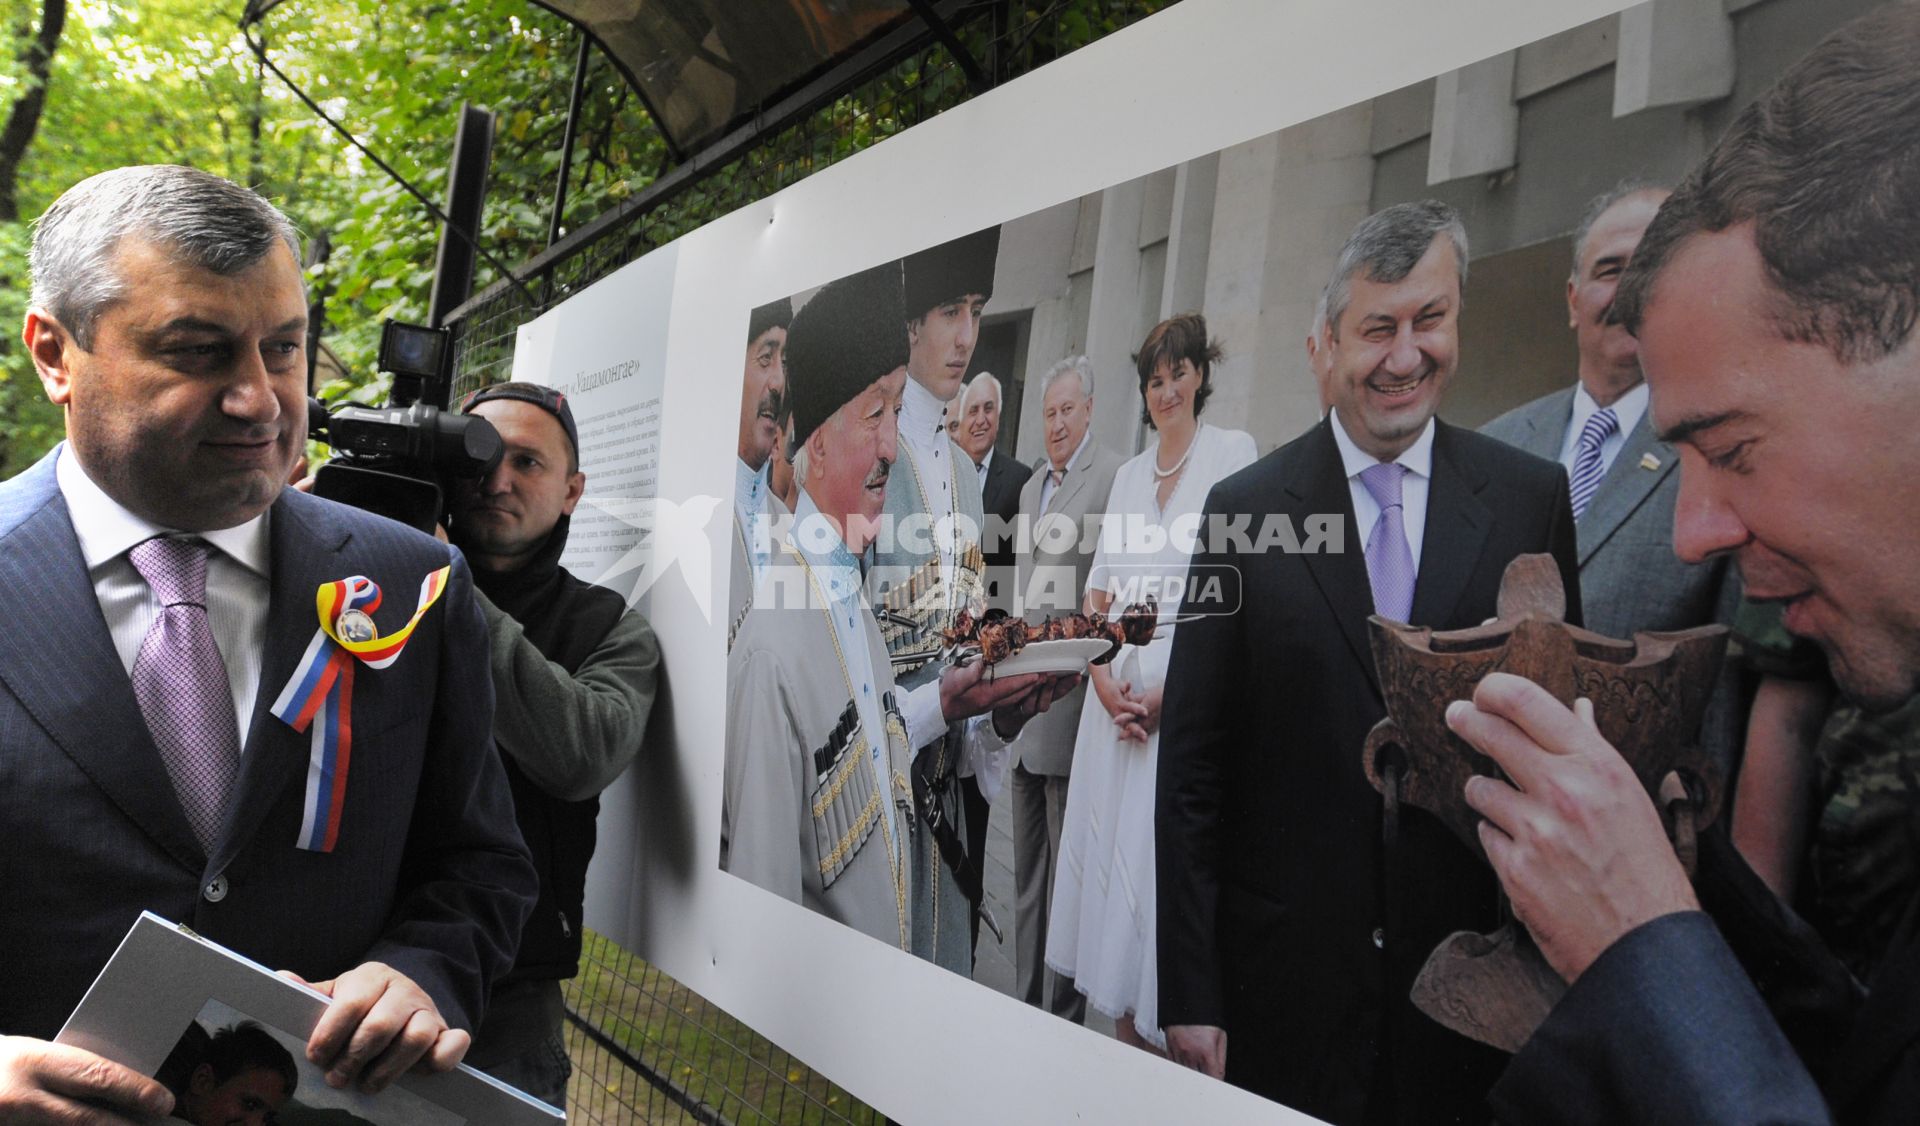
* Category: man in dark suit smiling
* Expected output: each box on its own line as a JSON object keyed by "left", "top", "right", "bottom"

{"left": 1156, "top": 201, "right": 1579, "bottom": 1125}
{"left": 0, "top": 165, "right": 534, "bottom": 1123}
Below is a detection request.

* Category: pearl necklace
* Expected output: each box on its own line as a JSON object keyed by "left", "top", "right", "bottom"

{"left": 1154, "top": 437, "right": 1195, "bottom": 479}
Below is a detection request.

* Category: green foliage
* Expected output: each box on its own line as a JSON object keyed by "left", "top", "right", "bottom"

{"left": 0, "top": 218, "right": 62, "bottom": 476}
{"left": 1, "top": 0, "right": 666, "bottom": 473}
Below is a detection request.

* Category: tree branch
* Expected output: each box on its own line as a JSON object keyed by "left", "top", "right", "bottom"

{"left": 0, "top": 0, "right": 69, "bottom": 221}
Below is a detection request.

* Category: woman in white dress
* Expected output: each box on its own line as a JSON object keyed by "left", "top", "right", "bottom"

{"left": 1045, "top": 313, "right": 1257, "bottom": 1051}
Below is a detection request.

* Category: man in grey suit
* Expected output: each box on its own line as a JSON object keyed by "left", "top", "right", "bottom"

{"left": 1482, "top": 184, "right": 1741, "bottom": 765}
{"left": 1009, "top": 355, "right": 1124, "bottom": 1022}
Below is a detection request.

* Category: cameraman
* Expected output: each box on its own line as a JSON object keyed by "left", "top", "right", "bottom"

{"left": 447, "top": 382, "right": 661, "bottom": 1107}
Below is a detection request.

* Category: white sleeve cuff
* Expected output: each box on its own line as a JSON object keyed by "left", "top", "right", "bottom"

{"left": 963, "top": 715, "right": 1012, "bottom": 804}
{"left": 901, "top": 678, "right": 947, "bottom": 751}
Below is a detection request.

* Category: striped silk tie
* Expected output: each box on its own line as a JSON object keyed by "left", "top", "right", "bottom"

{"left": 1567, "top": 407, "right": 1619, "bottom": 521}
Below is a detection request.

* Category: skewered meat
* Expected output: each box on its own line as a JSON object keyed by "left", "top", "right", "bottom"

{"left": 1089, "top": 600, "right": 1160, "bottom": 665}
{"left": 938, "top": 599, "right": 1159, "bottom": 668}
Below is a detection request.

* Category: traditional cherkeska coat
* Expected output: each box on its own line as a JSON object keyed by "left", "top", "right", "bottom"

{"left": 723, "top": 543, "right": 920, "bottom": 949}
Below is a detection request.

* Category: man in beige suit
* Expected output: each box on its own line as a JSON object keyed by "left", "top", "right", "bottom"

{"left": 1010, "top": 355, "right": 1125, "bottom": 1020}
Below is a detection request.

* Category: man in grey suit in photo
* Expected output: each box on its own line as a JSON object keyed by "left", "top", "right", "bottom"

{"left": 1481, "top": 184, "right": 1742, "bottom": 767}
{"left": 0, "top": 166, "right": 535, "bottom": 1123}
{"left": 1009, "top": 355, "right": 1124, "bottom": 1022}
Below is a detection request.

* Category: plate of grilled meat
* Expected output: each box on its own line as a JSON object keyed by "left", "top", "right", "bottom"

{"left": 939, "top": 601, "right": 1160, "bottom": 676}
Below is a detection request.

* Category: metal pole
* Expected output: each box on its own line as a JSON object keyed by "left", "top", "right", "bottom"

{"left": 548, "top": 32, "right": 593, "bottom": 250}
{"left": 302, "top": 230, "right": 332, "bottom": 395}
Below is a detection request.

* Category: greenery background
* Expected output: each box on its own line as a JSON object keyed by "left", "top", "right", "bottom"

{"left": 0, "top": 0, "right": 663, "bottom": 476}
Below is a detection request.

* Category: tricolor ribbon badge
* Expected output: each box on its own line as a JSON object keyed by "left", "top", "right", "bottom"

{"left": 270, "top": 567, "right": 451, "bottom": 852}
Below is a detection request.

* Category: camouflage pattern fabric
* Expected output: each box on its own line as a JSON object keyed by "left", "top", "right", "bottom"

{"left": 1807, "top": 693, "right": 1920, "bottom": 980}
{"left": 1734, "top": 598, "right": 1920, "bottom": 980}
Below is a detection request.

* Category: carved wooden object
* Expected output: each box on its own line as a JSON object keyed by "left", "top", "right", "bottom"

{"left": 1362, "top": 553, "right": 1729, "bottom": 1052}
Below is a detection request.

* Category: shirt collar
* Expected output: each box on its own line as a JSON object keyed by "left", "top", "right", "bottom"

{"left": 1328, "top": 408, "right": 1435, "bottom": 481}
{"left": 736, "top": 457, "right": 770, "bottom": 512}
{"left": 1051, "top": 428, "right": 1093, "bottom": 475}
{"left": 55, "top": 442, "right": 271, "bottom": 577}
{"left": 790, "top": 488, "right": 865, "bottom": 606}
{"left": 1570, "top": 380, "right": 1649, "bottom": 441}
{"left": 900, "top": 374, "right": 953, "bottom": 453}
{"left": 975, "top": 447, "right": 993, "bottom": 476}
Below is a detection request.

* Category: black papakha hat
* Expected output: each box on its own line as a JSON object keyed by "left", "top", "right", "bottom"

{"left": 786, "top": 260, "right": 909, "bottom": 454}
{"left": 902, "top": 225, "right": 1001, "bottom": 318}
{"left": 460, "top": 380, "right": 579, "bottom": 460}
{"left": 747, "top": 297, "right": 792, "bottom": 344}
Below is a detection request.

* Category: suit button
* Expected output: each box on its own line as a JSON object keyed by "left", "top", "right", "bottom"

{"left": 204, "top": 875, "right": 230, "bottom": 903}
{"left": 1372, "top": 927, "right": 1385, "bottom": 949}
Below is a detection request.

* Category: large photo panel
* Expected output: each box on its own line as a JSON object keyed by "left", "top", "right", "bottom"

{"left": 505, "top": 0, "right": 1897, "bottom": 1121}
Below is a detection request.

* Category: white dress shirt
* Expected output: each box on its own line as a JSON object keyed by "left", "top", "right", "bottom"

{"left": 898, "top": 375, "right": 962, "bottom": 596}
{"left": 1329, "top": 408, "right": 1435, "bottom": 585}
{"left": 896, "top": 377, "right": 961, "bottom": 750}
{"left": 56, "top": 444, "right": 272, "bottom": 752}
{"left": 735, "top": 457, "right": 776, "bottom": 586}
{"left": 974, "top": 446, "right": 993, "bottom": 487}
{"left": 1556, "top": 381, "right": 1650, "bottom": 480}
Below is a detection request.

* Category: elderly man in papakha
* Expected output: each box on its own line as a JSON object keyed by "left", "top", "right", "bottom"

{"left": 720, "top": 260, "right": 1071, "bottom": 949}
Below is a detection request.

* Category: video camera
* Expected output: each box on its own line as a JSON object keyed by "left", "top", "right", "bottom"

{"left": 307, "top": 320, "right": 502, "bottom": 534}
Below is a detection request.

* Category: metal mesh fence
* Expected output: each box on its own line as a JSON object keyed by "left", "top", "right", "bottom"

{"left": 478, "top": 4, "right": 1176, "bottom": 1121}
{"left": 561, "top": 932, "right": 883, "bottom": 1124}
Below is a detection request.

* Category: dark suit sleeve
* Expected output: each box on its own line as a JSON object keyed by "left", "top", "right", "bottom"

{"left": 1155, "top": 478, "right": 1246, "bottom": 1029}
{"left": 365, "top": 550, "right": 538, "bottom": 1031}
{"left": 1543, "top": 464, "right": 1583, "bottom": 630}
{"left": 1492, "top": 911, "right": 1832, "bottom": 1126}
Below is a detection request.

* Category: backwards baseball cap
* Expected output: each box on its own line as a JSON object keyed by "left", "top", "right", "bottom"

{"left": 460, "top": 381, "right": 579, "bottom": 461}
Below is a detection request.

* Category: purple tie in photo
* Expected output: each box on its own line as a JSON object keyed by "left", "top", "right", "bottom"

{"left": 1360, "top": 462, "right": 1415, "bottom": 623}
{"left": 129, "top": 536, "right": 240, "bottom": 852}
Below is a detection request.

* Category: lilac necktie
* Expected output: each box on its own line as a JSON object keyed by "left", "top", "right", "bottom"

{"left": 129, "top": 536, "right": 240, "bottom": 851}
{"left": 1567, "top": 407, "right": 1620, "bottom": 521}
{"left": 1360, "top": 462, "right": 1415, "bottom": 622}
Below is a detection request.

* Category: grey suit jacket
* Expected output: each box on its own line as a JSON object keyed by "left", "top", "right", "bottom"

{"left": 0, "top": 448, "right": 536, "bottom": 1039}
{"left": 1483, "top": 387, "right": 1743, "bottom": 765}
{"left": 1010, "top": 439, "right": 1124, "bottom": 776}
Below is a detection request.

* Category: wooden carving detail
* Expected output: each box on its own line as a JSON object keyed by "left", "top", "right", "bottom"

{"left": 1362, "top": 553, "right": 1729, "bottom": 1053}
